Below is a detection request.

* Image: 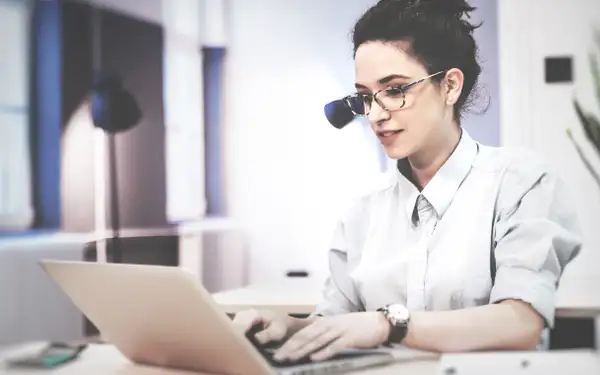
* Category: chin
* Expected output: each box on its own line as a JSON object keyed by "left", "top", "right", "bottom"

{"left": 383, "top": 145, "right": 411, "bottom": 160}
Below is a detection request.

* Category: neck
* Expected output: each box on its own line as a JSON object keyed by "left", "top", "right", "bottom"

{"left": 408, "top": 125, "right": 462, "bottom": 189}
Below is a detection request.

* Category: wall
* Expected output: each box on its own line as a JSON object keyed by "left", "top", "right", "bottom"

{"left": 224, "top": 0, "right": 501, "bottom": 283}
{"left": 462, "top": 0, "right": 500, "bottom": 146}
{"left": 162, "top": 0, "right": 206, "bottom": 222}
{"left": 224, "top": 0, "right": 376, "bottom": 283}
{"left": 499, "top": 0, "right": 600, "bottom": 278}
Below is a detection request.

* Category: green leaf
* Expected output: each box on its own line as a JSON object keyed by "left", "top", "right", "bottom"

{"left": 590, "top": 53, "right": 600, "bottom": 112}
{"left": 587, "top": 114, "right": 600, "bottom": 152}
{"left": 573, "top": 98, "right": 600, "bottom": 159}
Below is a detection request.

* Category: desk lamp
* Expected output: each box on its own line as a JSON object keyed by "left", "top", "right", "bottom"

{"left": 90, "top": 72, "right": 142, "bottom": 263}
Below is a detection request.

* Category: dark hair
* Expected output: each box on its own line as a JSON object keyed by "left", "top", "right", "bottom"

{"left": 352, "top": 0, "right": 484, "bottom": 123}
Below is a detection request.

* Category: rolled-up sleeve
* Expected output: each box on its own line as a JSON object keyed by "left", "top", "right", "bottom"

{"left": 313, "top": 220, "right": 364, "bottom": 316}
{"left": 490, "top": 164, "right": 582, "bottom": 328}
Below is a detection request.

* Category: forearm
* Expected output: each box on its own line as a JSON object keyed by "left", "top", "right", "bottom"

{"left": 401, "top": 300, "right": 545, "bottom": 352}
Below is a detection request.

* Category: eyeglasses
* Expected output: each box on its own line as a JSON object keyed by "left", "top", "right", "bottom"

{"left": 343, "top": 70, "right": 447, "bottom": 116}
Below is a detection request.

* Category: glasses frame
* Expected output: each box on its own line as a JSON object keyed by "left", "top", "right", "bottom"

{"left": 344, "top": 70, "right": 447, "bottom": 116}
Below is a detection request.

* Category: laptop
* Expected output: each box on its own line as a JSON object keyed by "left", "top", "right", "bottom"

{"left": 39, "top": 260, "right": 398, "bottom": 375}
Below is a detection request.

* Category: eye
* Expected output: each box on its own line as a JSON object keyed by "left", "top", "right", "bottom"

{"left": 385, "top": 85, "right": 406, "bottom": 97}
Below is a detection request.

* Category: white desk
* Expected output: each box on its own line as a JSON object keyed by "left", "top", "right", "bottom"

{"left": 212, "top": 277, "right": 600, "bottom": 318}
{"left": 554, "top": 276, "right": 600, "bottom": 318}
{"left": 0, "top": 343, "right": 439, "bottom": 375}
{"left": 1, "top": 343, "right": 598, "bottom": 375}
{"left": 212, "top": 278, "right": 323, "bottom": 315}
{"left": 435, "top": 350, "right": 600, "bottom": 375}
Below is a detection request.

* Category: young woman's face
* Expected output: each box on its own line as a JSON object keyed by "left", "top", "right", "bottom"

{"left": 354, "top": 41, "right": 457, "bottom": 161}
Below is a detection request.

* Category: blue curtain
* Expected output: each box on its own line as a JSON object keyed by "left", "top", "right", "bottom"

{"left": 32, "top": 0, "right": 62, "bottom": 229}
{"left": 203, "top": 47, "right": 226, "bottom": 216}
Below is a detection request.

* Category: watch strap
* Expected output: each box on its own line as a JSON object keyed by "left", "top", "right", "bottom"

{"left": 377, "top": 305, "right": 409, "bottom": 344}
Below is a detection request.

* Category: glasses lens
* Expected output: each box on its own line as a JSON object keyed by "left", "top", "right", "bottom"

{"left": 345, "top": 94, "right": 368, "bottom": 115}
{"left": 379, "top": 88, "right": 405, "bottom": 111}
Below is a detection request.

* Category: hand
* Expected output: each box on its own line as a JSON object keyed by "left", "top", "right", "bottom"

{"left": 273, "top": 312, "right": 390, "bottom": 362}
{"left": 231, "top": 309, "right": 290, "bottom": 345}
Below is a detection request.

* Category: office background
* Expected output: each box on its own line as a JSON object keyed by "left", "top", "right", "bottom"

{"left": 0, "top": 0, "right": 598, "bottom": 348}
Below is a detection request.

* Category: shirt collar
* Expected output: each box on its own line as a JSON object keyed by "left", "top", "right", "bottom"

{"left": 396, "top": 129, "right": 479, "bottom": 221}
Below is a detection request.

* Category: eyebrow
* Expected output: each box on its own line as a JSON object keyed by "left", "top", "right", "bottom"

{"left": 355, "top": 74, "right": 412, "bottom": 90}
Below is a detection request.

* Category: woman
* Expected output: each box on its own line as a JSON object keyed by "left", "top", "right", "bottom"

{"left": 233, "top": 0, "right": 582, "bottom": 361}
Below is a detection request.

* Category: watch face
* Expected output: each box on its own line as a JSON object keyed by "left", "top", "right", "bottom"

{"left": 387, "top": 304, "right": 409, "bottom": 325}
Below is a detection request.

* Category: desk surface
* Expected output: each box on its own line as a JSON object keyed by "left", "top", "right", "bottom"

{"left": 212, "top": 276, "right": 600, "bottom": 318}
{"left": 0, "top": 343, "right": 440, "bottom": 375}
{"left": 1, "top": 343, "right": 598, "bottom": 375}
{"left": 212, "top": 279, "right": 323, "bottom": 315}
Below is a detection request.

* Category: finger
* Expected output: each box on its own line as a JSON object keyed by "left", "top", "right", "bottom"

{"left": 286, "top": 327, "right": 342, "bottom": 361}
{"left": 231, "top": 309, "right": 263, "bottom": 333}
{"left": 274, "top": 323, "right": 330, "bottom": 361}
{"left": 255, "top": 321, "right": 287, "bottom": 344}
{"left": 310, "top": 337, "right": 349, "bottom": 362}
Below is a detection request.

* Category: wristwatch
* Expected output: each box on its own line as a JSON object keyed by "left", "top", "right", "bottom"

{"left": 377, "top": 304, "right": 410, "bottom": 344}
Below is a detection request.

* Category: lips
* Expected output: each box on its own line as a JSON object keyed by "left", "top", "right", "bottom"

{"left": 376, "top": 129, "right": 404, "bottom": 146}
{"left": 377, "top": 130, "right": 403, "bottom": 137}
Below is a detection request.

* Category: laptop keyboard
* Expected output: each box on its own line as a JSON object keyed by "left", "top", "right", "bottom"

{"left": 260, "top": 348, "right": 313, "bottom": 367}
{"left": 244, "top": 324, "right": 379, "bottom": 368}
{"left": 261, "top": 347, "right": 384, "bottom": 368}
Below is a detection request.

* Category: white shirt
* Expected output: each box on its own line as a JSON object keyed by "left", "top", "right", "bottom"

{"left": 314, "top": 129, "right": 582, "bottom": 336}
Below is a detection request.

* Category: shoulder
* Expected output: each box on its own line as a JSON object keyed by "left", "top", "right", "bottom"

{"left": 474, "top": 144, "right": 562, "bottom": 183}
{"left": 338, "top": 170, "right": 398, "bottom": 225}
{"left": 476, "top": 144, "right": 573, "bottom": 212}
{"left": 474, "top": 144, "right": 553, "bottom": 175}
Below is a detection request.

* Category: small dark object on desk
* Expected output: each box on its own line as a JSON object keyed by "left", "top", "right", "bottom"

{"left": 286, "top": 270, "right": 309, "bottom": 278}
{"left": 5, "top": 342, "right": 87, "bottom": 369}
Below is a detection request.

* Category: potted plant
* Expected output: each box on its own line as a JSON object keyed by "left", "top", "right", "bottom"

{"left": 567, "top": 29, "right": 600, "bottom": 187}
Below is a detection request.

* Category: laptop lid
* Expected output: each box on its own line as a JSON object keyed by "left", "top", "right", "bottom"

{"left": 39, "top": 260, "right": 274, "bottom": 375}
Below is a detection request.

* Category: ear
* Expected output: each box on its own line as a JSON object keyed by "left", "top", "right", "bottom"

{"left": 444, "top": 68, "right": 464, "bottom": 106}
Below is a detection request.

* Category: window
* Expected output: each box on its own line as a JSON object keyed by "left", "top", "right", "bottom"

{"left": 0, "top": 0, "right": 34, "bottom": 230}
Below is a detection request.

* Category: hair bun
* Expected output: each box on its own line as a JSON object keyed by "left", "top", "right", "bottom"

{"left": 417, "top": 0, "right": 476, "bottom": 19}
{"left": 375, "top": 0, "right": 477, "bottom": 22}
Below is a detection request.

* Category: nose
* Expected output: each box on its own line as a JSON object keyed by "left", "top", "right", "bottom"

{"left": 366, "top": 100, "right": 389, "bottom": 126}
